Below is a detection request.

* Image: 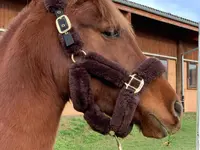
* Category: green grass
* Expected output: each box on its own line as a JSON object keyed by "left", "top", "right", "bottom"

{"left": 55, "top": 113, "right": 196, "bottom": 150}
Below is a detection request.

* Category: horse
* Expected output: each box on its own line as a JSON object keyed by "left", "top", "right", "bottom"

{"left": 0, "top": 0, "right": 182, "bottom": 149}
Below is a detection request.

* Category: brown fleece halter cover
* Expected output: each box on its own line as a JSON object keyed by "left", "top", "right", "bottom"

{"left": 69, "top": 52, "right": 166, "bottom": 137}
{"left": 44, "top": 0, "right": 166, "bottom": 138}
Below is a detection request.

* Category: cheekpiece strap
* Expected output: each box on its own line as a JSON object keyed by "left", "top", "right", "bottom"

{"left": 54, "top": 9, "right": 75, "bottom": 47}
{"left": 47, "top": 5, "right": 84, "bottom": 54}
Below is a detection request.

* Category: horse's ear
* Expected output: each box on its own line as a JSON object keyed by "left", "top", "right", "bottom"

{"left": 44, "top": 0, "right": 67, "bottom": 11}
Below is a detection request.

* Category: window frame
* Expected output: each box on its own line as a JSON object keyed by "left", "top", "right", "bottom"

{"left": 159, "top": 58, "right": 168, "bottom": 80}
{"left": 187, "top": 62, "right": 198, "bottom": 90}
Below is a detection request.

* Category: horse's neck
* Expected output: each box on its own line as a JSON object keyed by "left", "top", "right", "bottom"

{"left": 0, "top": 52, "right": 65, "bottom": 150}
{"left": 0, "top": 88, "right": 64, "bottom": 149}
{"left": 0, "top": 57, "right": 65, "bottom": 149}
{"left": 0, "top": 6, "right": 66, "bottom": 150}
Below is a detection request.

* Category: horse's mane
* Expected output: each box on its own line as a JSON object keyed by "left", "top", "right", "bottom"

{"left": 68, "top": 0, "right": 134, "bottom": 36}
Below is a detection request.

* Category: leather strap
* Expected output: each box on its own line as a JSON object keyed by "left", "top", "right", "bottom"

{"left": 43, "top": 0, "right": 166, "bottom": 138}
{"left": 53, "top": 9, "right": 75, "bottom": 47}
{"left": 69, "top": 52, "right": 166, "bottom": 137}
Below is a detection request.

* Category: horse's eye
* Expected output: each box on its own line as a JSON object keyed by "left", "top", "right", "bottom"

{"left": 102, "top": 29, "right": 120, "bottom": 38}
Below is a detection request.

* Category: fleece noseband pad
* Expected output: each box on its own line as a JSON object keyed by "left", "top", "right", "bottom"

{"left": 109, "top": 57, "right": 166, "bottom": 137}
{"left": 69, "top": 52, "right": 166, "bottom": 137}
{"left": 135, "top": 57, "right": 166, "bottom": 84}
{"left": 84, "top": 104, "right": 111, "bottom": 134}
{"left": 81, "top": 52, "right": 129, "bottom": 88}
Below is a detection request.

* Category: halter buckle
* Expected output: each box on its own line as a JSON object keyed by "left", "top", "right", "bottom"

{"left": 56, "top": 15, "right": 72, "bottom": 34}
{"left": 125, "top": 74, "right": 144, "bottom": 94}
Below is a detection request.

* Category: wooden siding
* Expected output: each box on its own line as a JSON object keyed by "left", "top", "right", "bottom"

{"left": 168, "top": 60, "right": 176, "bottom": 91}
{"left": 132, "top": 14, "right": 198, "bottom": 60}
{"left": 0, "top": 1, "right": 25, "bottom": 28}
{"left": 182, "top": 41, "right": 198, "bottom": 60}
{"left": 136, "top": 31, "right": 177, "bottom": 57}
{"left": 132, "top": 14, "right": 178, "bottom": 57}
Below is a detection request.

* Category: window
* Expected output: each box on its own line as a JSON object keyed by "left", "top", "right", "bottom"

{"left": 160, "top": 59, "right": 168, "bottom": 79}
{"left": 188, "top": 63, "right": 197, "bottom": 89}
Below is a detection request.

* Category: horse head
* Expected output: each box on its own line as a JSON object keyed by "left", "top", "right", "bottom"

{"left": 0, "top": 0, "right": 183, "bottom": 149}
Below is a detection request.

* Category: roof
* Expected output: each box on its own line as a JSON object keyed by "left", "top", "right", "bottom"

{"left": 113, "top": 0, "right": 199, "bottom": 27}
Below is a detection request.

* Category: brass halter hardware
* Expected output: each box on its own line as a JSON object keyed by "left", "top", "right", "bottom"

{"left": 125, "top": 74, "right": 144, "bottom": 94}
{"left": 71, "top": 50, "right": 87, "bottom": 63}
{"left": 54, "top": 9, "right": 75, "bottom": 47}
{"left": 56, "top": 14, "right": 72, "bottom": 34}
{"left": 46, "top": 3, "right": 166, "bottom": 149}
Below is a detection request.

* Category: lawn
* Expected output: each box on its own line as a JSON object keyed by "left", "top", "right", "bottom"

{"left": 54, "top": 113, "right": 196, "bottom": 150}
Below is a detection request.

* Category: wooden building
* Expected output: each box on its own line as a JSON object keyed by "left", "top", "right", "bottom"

{"left": 114, "top": 0, "right": 199, "bottom": 112}
{"left": 0, "top": 0, "right": 199, "bottom": 113}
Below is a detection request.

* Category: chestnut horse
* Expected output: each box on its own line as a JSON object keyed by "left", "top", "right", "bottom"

{"left": 0, "top": 0, "right": 182, "bottom": 149}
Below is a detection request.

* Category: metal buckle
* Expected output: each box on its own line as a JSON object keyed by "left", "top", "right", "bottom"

{"left": 125, "top": 74, "right": 144, "bottom": 94}
{"left": 56, "top": 15, "right": 72, "bottom": 34}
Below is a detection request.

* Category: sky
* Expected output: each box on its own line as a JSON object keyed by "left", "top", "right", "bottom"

{"left": 130, "top": 0, "right": 200, "bottom": 22}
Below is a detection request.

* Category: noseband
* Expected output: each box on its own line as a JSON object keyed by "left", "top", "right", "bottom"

{"left": 44, "top": 1, "right": 166, "bottom": 138}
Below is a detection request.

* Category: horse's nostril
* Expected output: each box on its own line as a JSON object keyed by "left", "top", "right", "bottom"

{"left": 174, "top": 101, "right": 183, "bottom": 118}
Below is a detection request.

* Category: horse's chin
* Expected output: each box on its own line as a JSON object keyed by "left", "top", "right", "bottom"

{"left": 134, "top": 114, "right": 170, "bottom": 139}
{"left": 145, "top": 114, "right": 169, "bottom": 138}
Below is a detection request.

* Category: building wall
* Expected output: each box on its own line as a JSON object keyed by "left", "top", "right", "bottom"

{"left": 183, "top": 40, "right": 198, "bottom": 60}
{"left": 0, "top": 1, "right": 25, "bottom": 28}
{"left": 182, "top": 40, "right": 198, "bottom": 112}
{"left": 62, "top": 101, "right": 82, "bottom": 116}
{"left": 133, "top": 15, "right": 198, "bottom": 112}
{"left": 136, "top": 31, "right": 177, "bottom": 57}
{"left": 184, "top": 62, "right": 197, "bottom": 112}
{"left": 135, "top": 25, "right": 177, "bottom": 91}
{"left": 168, "top": 60, "right": 177, "bottom": 91}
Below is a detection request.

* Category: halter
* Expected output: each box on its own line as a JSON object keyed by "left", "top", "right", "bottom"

{"left": 44, "top": 0, "right": 166, "bottom": 139}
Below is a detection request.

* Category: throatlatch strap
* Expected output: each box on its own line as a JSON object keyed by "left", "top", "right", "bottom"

{"left": 69, "top": 52, "right": 166, "bottom": 138}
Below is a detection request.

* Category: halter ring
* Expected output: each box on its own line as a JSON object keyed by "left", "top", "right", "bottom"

{"left": 71, "top": 50, "right": 87, "bottom": 63}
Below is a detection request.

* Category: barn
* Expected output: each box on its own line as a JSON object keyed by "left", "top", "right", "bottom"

{"left": 0, "top": 0, "right": 199, "bottom": 113}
